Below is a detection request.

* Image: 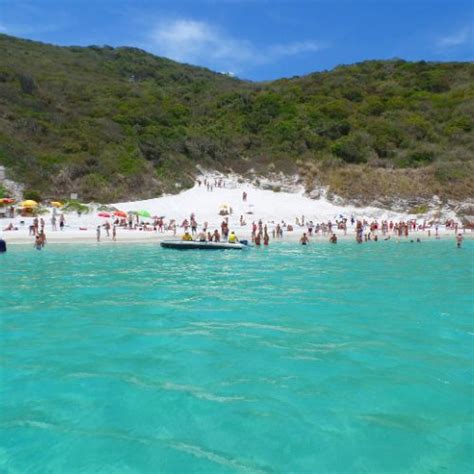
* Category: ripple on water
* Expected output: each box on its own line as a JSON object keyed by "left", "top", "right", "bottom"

{"left": 0, "top": 241, "right": 473, "bottom": 473}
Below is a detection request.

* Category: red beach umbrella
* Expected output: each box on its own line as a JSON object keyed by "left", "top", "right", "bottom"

{"left": 114, "top": 210, "right": 127, "bottom": 218}
{"left": 0, "top": 198, "right": 15, "bottom": 204}
{"left": 98, "top": 212, "right": 111, "bottom": 218}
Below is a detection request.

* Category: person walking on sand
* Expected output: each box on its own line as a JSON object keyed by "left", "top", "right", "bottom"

{"left": 112, "top": 225, "right": 117, "bottom": 241}
{"left": 96, "top": 225, "right": 101, "bottom": 242}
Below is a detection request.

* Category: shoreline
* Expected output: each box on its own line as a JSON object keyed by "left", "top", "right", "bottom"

{"left": 2, "top": 228, "right": 471, "bottom": 246}
{"left": 1, "top": 176, "right": 471, "bottom": 247}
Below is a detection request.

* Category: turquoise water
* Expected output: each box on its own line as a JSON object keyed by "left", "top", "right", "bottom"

{"left": 1, "top": 240, "right": 473, "bottom": 473}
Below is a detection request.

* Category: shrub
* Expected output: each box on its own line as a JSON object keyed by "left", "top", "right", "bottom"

{"left": 23, "top": 189, "right": 42, "bottom": 202}
{"left": 0, "top": 183, "right": 10, "bottom": 198}
{"left": 331, "top": 135, "right": 368, "bottom": 164}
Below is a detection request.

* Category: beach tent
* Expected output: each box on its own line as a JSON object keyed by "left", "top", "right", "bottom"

{"left": 219, "top": 204, "right": 230, "bottom": 216}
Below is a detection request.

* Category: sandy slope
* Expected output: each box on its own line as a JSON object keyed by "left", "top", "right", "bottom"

{"left": 0, "top": 176, "right": 466, "bottom": 245}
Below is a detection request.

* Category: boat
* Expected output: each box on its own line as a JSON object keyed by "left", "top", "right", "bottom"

{"left": 160, "top": 240, "right": 248, "bottom": 250}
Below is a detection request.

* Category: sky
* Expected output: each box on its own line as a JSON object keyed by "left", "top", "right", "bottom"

{"left": 0, "top": 0, "right": 473, "bottom": 80}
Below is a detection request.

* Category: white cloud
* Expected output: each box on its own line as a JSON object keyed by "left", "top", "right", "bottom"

{"left": 437, "top": 26, "right": 472, "bottom": 48}
{"left": 150, "top": 19, "right": 254, "bottom": 66}
{"left": 148, "top": 18, "right": 325, "bottom": 73}
{"left": 269, "top": 40, "right": 324, "bottom": 57}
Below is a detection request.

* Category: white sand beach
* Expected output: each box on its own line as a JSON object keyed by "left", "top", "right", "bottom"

{"left": 0, "top": 175, "right": 469, "bottom": 245}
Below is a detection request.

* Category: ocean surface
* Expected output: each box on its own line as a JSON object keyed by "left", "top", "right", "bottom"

{"left": 1, "top": 240, "right": 473, "bottom": 473}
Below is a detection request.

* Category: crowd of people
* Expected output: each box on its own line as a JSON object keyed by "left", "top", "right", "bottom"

{"left": 170, "top": 211, "right": 467, "bottom": 249}
{"left": 0, "top": 181, "right": 470, "bottom": 250}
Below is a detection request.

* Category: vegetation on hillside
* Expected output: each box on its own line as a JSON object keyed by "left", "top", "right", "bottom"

{"left": 0, "top": 34, "right": 472, "bottom": 203}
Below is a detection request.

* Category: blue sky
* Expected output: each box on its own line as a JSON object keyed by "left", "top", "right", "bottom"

{"left": 1, "top": 0, "right": 472, "bottom": 80}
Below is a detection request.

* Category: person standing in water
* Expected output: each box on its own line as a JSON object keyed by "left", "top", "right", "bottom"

{"left": 456, "top": 233, "right": 463, "bottom": 248}
{"left": 263, "top": 231, "right": 270, "bottom": 246}
{"left": 300, "top": 233, "right": 309, "bottom": 245}
{"left": 38, "top": 230, "right": 46, "bottom": 247}
{"left": 329, "top": 233, "right": 337, "bottom": 244}
{"left": 34, "top": 234, "right": 42, "bottom": 250}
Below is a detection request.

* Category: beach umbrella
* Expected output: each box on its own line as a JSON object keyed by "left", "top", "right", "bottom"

{"left": 0, "top": 198, "right": 15, "bottom": 204}
{"left": 21, "top": 200, "right": 38, "bottom": 207}
{"left": 114, "top": 210, "right": 127, "bottom": 218}
{"left": 137, "top": 210, "right": 151, "bottom": 218}
{"left": 98, "top": 212, "right": 111, "bottom": 218}
{"left": 51, "top": 201, "right": 63, "bottom": 208}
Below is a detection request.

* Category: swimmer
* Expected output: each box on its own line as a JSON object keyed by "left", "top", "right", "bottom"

{"left": 300, "top": 233, "right": 309, "bottom": 245}
{"left": 456, "top": 233, "right": 463, "bottom": 248}
{"left": 329, "top": 233, "right": 337, "bottom": 244}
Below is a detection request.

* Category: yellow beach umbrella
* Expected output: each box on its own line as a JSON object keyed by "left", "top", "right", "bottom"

{"left": 51, "top": 201, "right": 63, "bottom": 208}
{"left": 21, "top": 200, "right": 38, "bottom": 207}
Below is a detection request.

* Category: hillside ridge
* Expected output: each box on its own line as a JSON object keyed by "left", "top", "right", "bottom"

{"left": 0, "top": 33, "right": 473, "bottom": 205}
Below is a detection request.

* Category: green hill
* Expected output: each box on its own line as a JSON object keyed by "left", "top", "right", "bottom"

{"left": 0, "top": 34, "right": 473, "bottom": 203}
